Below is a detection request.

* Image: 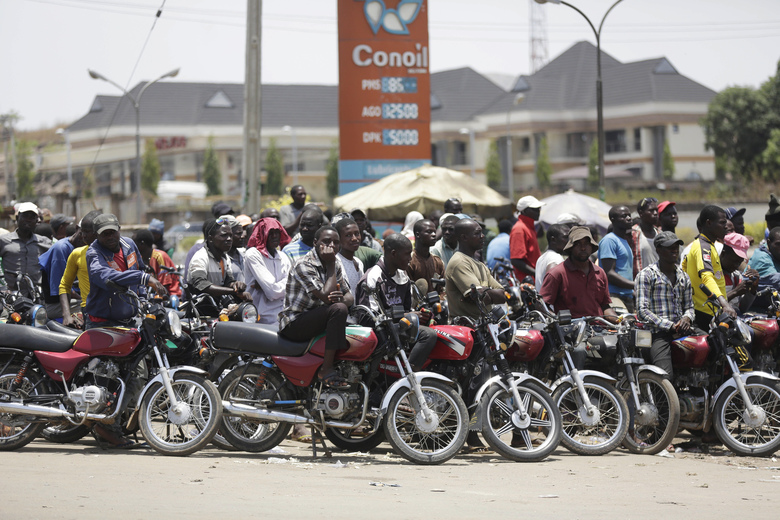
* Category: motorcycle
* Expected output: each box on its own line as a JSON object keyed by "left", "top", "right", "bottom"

{"left": 212, "top": 290, "right": 469, "bottom": 465}
{"left": 510, "top": 284, "right": 630, "bottom": 455}
{"left": 669, "top": 285, "right": 780, "bottom": 456}
{"left": 744, "top": 287, "right": 780, "bottom": 375}
{"left": 581, "top": 315, "right": 680, "bottom": 455}
{"left": 0, "top": 282, "right": 222, "bottom": 456}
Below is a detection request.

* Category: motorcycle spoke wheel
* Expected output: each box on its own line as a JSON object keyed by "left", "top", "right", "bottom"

{"left": 139, "top": 374, "right": 222, "bottom": 456}
{"left": 41, "top": 423, "right": 91, "bottom": 444}
{"left": 622, "top": 373, "right": 680, "bottom": 455}
{"left": 383, "top": 380, "right": 468, "bottom": 465}
{"left": 218, "top": 366, "right": 292, "bottom": 453}
{"left": 325, "top": 421, "right": 386, "bottom": 452}
{"left": 714, "top": 378, "right": 780, "bottom": 457}
{"left": 480, "top": 381, "right": 562, "bottom": 462}
{"left": 0, "top": 367, "right": 47, "bottom": 450}
{"left": 552, "top": 380, "right": 629, "bottom": 456}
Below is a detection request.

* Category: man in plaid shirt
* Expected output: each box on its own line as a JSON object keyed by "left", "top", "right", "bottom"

{"left": 635, "top": 231, "right": 695, "bottom": 378}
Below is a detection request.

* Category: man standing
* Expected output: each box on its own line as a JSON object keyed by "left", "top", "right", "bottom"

{"left": 85, "top": 214, "right": 166, "bottom": 329}
{"left": 485, "top": 219, "right": 512, "bottom": 270}
{"left": 333, "top": 216, "right": 364, "bottom": 299}
{"left": 510, "top": 196, "right": 544, "bottom": 280}
{"left": 0, "top": 202, "right": 52, "bottom": 293}
{"left": 658, "top": 201, "right": 678, "bottom": 233}
{"left": 631, "top": 197, "right": 660, "bottom": 277}
{"left": 599, "top": 205, "right": 636, "bottom": 312}
{"left": 133, "top": 230, "right": 182, "bottom": 297}
{"left": 635, "top": 232, "right": 695, "bottom": 377}
{"left": 444, "top": 197, "right": 463, "bottom": 215}
{"left": 535, "top": 224, "right": 569, "bottom": 293}
{"left": 279, "top": 185, "right": 308, "bottom": 237}
{"left": 407, "top": 219, "right": 445, "bottom": 293}
{"left": 39, "top": 217, "right": 85, "bottom": 320}
{"left": 431, "top": 214, "right": 460, "bottom": 269}
{"left": 350, "top": 208, "right": 382, "bottom": 252}
{"left": 682, "top": 205, "right": 736, "bottom": 330}
{"left": 748, "top": 226, "right": 780, "bottom": 291}
{"left": 282, "top": 208, "right": 324, "bottom": 264}
{"left": 50, "top": 213, "right": 75, "bottom": 241}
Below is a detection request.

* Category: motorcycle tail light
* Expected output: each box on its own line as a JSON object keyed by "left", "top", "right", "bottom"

{"left": 10, "top": 312, "right": 21, "bottom": 323}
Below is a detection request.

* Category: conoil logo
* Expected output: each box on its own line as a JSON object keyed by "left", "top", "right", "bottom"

{"left": 362, "top": 0, "right": 422, "bottom": 35}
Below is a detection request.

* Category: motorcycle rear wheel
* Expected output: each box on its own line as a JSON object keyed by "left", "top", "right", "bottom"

{"left": 621, "top": 373, "right": 680, "bottom": 455}
{"left": 383, "top": 380, "right": 468, "bottom": 465}
{"left": 324, "top": 422, "right": 386, "bottom": 452}
{"left": 218, "top": 366, "right": 293, "bottom": 452}
{"left": 41, "top": 423, "right": 90, "bottom": 444}
{"left": 713, "top": 377, "right": 780, "bottom": 457}
{"left": 552, "top": 379, "right": 629, "bottom": 456}
{"left": 480, "top": 380, "right": 562, "bottom": 462}
{"left": 138, "top": 374, "right": 222, "bottom": 456}
{"left": 0, "top": 366, "right": 47, "bottom": 451}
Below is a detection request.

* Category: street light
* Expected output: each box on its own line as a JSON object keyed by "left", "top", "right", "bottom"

{"left": 55, "top": 128, "right": 74, "bottom": 209}
{"left": 535, "top": 0, "right": 624, "bottom": 199}
{"left": 505, "top": 93, "right": 525, "bottom": 201}
{"left": 459, "top": 127, "right": 476, "bottom": 177}
{"left": 281, "top": 125, "right": 298, "bottom": 185}
{"left": 88, "top": 67, "right": 180, "bottom": 224}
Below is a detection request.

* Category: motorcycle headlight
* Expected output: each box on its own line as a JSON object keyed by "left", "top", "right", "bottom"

{"left": 32, "top": 305, "right": 48, "bottom": 328}
{"left": 399, "top": 313, "right": 420, "bottom": 343}
{"left": 735, "top": 319, "right": 752, "bottom": 346}
{"left": 238, "top": 302, "right": 259, "bottom": 323}
{"left": 166, "top": 310, "right": 182, "bottom": 338}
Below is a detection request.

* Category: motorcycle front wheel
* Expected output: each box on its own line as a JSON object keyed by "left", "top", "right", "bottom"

{"left": 713, "top": 377, "right": 780, "bottom": 457}
{"left": 0, "top": 366, "right": 47, "bottom": 450}
{"left": 480, "top": 381, "right": 562, "bottom": 462}
{"left": 552, "top": 379, "right": 629, "bottom": 456}
{"left": 218, "top": 366, "right": 293, "bottom": 452}
{"left": 138, "top": 373, "right": 222, "bottom": 456}
{"left": 621, "top": 372, "right": 680, "bottom": 455}
{"left": 383, "top": 380, "right": 468, "bottom": 465}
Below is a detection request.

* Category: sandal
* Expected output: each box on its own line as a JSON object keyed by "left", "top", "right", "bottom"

{"left": 317, "top": 369, "right": 350, "bottom": 389}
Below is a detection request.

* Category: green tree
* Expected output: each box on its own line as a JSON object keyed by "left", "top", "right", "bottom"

{"left": 15, "top": 139, "right": 35, "bottom": 199}
{"left": 535, "top": 136, "right": 552, "bottom": 188}
{"left": 662, "top": 139, "right": 675, "bottom": 181}
{"left": 264, "top": 137, "right": 284, "bottom": 196}
{"left": 701, "top": 86, "right": 771, "bottom": 179}
{"left": 587, "top": 138, "right": 599, "bottom": 189}
{"left": 485, "top": 139, "right": 502, "bottom": 189}
{"left": 82, "top": 166, "right": 95, "bottom": 199}
{"left": 326, "top": 141, "right": 339, "bottom": 197}
{"left": 762, "top": 128, "right": 780, "bottom": 180}
{"left": 203, "top": 136, "right": 221, "bottom": 196}
{"left": 141, "top": 138, "right": 160, "bottom": 194}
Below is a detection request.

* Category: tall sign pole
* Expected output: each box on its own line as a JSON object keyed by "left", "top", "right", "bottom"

{"left": 337, "top": 0, "right": 431, "bottom": 195}
{"left": 243, "top": 0, "right": 262, "bottom": 213}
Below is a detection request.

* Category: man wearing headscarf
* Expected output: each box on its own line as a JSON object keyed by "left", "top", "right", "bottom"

{"left": 244, "top": 218, "right": 292, "bottom": 324}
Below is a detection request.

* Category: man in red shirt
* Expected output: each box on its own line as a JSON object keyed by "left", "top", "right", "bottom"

{"left": 510, "top": 195, "right": 544, "bottom": 280}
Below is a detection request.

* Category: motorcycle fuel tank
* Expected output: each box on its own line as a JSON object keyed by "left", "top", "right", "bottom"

{"left": 308, "top": 326, "right": 378, "bottom": 362}
{"left": 273, "top": 352, "right": 323, "bottom": 388}
{"left": 429, "top": 325, "right": 474, "bottom": 361}
{"left": 72, "top": 327, "right": 142, "bottom": 357}
{"left": 506, "top": 328, "right": 545, "bottom": 363}
{"left": 748, "top": 318, "right": 779, "bottom": 351}
{"left": 671, "top": 334, "right": 710, "bottom": 368}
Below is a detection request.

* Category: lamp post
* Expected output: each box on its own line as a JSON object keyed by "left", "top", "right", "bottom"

{"left": 55, "top": 127, "right": 74, "bottom": 212}
{"left": 282, "top": 125, "right": 298, "bottom": 185}
{"left": 88, "top": 67, "right": 180, "bottom": 224}
{"left": 535, "top": 0, "right": 624, "bottom": 199}
{"left": 505, "top": 93, "right": 525, "bottom": 201}
{"left": 459, "top": 127, "right": 476, "bottom": 177}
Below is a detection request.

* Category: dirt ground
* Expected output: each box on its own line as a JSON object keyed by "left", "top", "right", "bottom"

{"left": 2, "top": 432, "right": 779, "bottom": 519}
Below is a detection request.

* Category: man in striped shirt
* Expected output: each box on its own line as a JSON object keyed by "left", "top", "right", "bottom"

{"left": 635, "top": 231, "right": 695, "bottom": 378}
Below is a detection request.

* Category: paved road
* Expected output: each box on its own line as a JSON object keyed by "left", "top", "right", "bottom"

{"left": 2, "top": 433, "right": 779, "bottom": 519}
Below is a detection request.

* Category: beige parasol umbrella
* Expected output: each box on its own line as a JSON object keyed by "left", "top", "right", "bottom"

{"left": 333, "top": 166, "right": 513, "bottom": 220}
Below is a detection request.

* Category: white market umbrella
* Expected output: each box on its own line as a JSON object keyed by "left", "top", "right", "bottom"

{"left": 539, "top": 189, "right": 612, "bottom": 235}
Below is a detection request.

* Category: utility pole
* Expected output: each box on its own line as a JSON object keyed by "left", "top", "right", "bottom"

{"left": 243, "top": 0, "right": 262, "bottom": 213}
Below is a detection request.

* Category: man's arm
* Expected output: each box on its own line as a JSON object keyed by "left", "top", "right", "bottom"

{"left": 600, "top": 258, "right": 635, "bottom": 290}
{"left": 511, "top": 258, "right": 535, "bottom": 277}
{"left": 635, "top": 271, "right": 673, "bottom": 330}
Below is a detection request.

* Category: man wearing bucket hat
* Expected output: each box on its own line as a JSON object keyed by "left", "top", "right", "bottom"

{"left": 510, "top": 195, "right": 545, "bottom": 280}
{"left": 635, "top": 231, "right": 695, "bottom": 377}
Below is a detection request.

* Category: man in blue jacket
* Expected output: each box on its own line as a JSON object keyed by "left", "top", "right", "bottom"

{"left": 85, "top": 214, "right": 166, "bottom": 329}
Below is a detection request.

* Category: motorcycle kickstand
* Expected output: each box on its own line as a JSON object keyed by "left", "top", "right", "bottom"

{"left": 310, "top": 426, "right": 332, "bottom": 459}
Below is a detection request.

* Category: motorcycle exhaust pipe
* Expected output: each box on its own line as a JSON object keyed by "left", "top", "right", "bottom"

{"left": 222, "top": 401, "right": 362, "bottom": 429}
{"left": 0, "top": 401, "right": 71, "bottom": 419}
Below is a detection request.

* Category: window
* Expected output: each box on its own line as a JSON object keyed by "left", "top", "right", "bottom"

{"left": 672, "top": 124, "right": 679, "bottom": 134}
{"left": 566, "top": 132, "right": 588, "bottom": 157}
{"left": 205, "top": 90, "right": 234, "bottom": 108}
{"left": 520, "top": 137, "right": 531, "bottom": 154}
{"left": 453, "top": 141, "right": 467, "bottom": 165}
{"left": 634, "top": 128, "right": 641, "bottom": 151}
{"left": 605, "top": 130, "right": 627, "bottom": 154}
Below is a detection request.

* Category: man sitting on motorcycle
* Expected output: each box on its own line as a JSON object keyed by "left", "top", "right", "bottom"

{"left": 355, "top": 233, "right": 437, "bottom": 372}
{"left": 635, "top": 231, "right": 695, "bottom": 378}
{"left": 187, "top": 218, "right": 251, "bottom": 303}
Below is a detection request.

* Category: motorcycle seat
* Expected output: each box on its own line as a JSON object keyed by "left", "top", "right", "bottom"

{"left": 45, "top": 320, "right": 81, "bottom": 337}
{"left": 0, "top": 322, "right": 76, "bottom": 352}
{"left": 212, "top": 322, "right": 311, "bottom": 357}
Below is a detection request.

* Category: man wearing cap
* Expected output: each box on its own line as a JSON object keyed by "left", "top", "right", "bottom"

{"left": 211, "top": 201, "right": 235, "bottom": 219}
{"left": 59, "top": 210, "right": 102, "bottom": 328}
{"left": 430, "top": 213, "right": 460, "bottom": 268}
{"left": 85, "top": 214, "right": 167, "bottom": 329}
{"left": 50, "top": 213, "right": 75, "bottom": 241}
{"left": 0, "top": 202, "right": 52, "bottom": 292}
{"left": 599, "top": 205, "right": 636, "bottom": 313}
{"left": 658, "top": 201, "right": 678, "bottom": 234}
{"left": 721, "top": 233, "right": 758, "bottom": 312}
{"left": 510, "top": 196, "right": 545, "bottom": 280}
{"left": 279, "top": 185, "right": 308, "bottom": 236}
{"left": 631, "top": 197, "right": 660, "bottom": 277}
{"left": 635, "top": 231, "right": 695, "bottom": 377}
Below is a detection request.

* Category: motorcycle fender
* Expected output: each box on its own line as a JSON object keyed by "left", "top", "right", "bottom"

{"left": 379, "top": 371, "right": 455, "bottom": 415}
{"left": 636, "top": 364, "right": 669, "bottom": 378}
{"left": 471, "top": 372, "right": 552, "bottom": 407}
{"left": 135, "top": 366, "right": 210, "bottom": 408}
{"left": 550, "top": 370, "right": 617, "bottom": 392}
{"left": 711, "top": 371, "right": 780, "bottom": 405}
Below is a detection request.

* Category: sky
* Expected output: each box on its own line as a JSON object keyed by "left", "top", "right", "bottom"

{"left": 2, "top": 0, "right": 779, "bottom": 131}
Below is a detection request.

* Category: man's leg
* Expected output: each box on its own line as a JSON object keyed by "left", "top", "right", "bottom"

{"left": 407, "top": 325, "right": 437, "bottom": 371}
{"left": 650, "top": 331, "right": 674, "bottom": 379}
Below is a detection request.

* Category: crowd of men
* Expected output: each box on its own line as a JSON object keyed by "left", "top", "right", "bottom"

{"left": 3, "top": 189, "right": 780, "bottom": 407}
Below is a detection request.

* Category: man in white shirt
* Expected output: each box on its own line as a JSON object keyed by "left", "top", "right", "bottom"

{"left": 535, "top": 223, "right": 570, "bottom": 293}
{"left": 333, "top": 214, "right": 364, "bottom": 300}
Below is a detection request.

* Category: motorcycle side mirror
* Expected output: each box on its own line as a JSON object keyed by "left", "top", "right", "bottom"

{"left": 557, "top": 309, "right": 572, "bottom": 326}
{"left": 425, "top": 291, "right": 440, "bottom": 304}
{"left": 390, "top": 305, "right": 406, "bottom": 321}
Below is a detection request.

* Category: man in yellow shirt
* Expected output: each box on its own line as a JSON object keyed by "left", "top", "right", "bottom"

{"left": 58, "top": 211, "right": 101, "bottom": 328}
{"left": 681, "top": 205, "right": 736, "bottom": 330}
